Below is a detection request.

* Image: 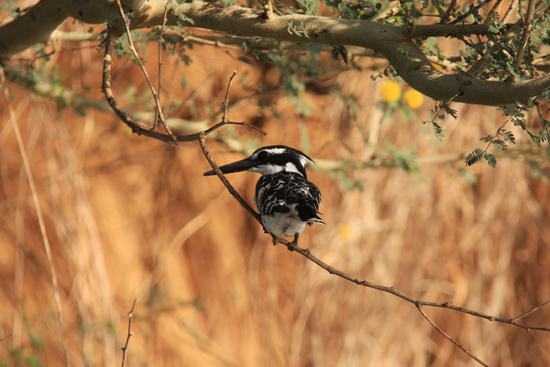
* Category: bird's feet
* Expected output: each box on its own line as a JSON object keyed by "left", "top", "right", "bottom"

{"left": 286, "top": 234, "right": 300, "bottom": 252}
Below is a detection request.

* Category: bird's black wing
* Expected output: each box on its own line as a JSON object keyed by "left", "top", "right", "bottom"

{"left": 255, "top": 172, "right": 323, "bottom": 223}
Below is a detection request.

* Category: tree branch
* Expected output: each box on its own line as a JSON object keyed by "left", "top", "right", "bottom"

{"left": 120, "top": 299, "right": 137, "bottom": 367}
{"left": 114, "top": 0, "right": 177, "bottom": 142}
{"left": 4, "top": 1, "right": 550, "bottom": 106}
{"left": 417, "top": 305, "right": 488, "bottom": 367}
{"left": 102, "top": 30, "right": 227, "bottom": 143}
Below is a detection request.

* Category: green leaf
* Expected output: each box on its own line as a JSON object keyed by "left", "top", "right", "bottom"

{"left": 431, "top": 121, "right": 445, "bottom": 141}
{"left": 237, "top": 57, "right": 254, "bottom": 66}
{"left": 465, "top": 148, "right": 484, "bottom": 166}
{"left": 331, "top": 45, "right": 348, "bottom": 64}
{"left": 484, "top": 153, "right": 497, "bottom": 168}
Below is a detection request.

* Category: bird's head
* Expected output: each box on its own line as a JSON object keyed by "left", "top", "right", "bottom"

{"left": 204, "top": 145, "right": 315, "bottom": 178}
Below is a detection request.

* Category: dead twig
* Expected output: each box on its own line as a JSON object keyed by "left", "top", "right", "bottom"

{"left": 114, "top": 0, "right": 177, "bottom": 143}
{"left": 417, "top": 304, "right": 489, "bottom": 367}
{"left": 120, "top": 299, "right": 137, "bottom": 367}
{"left": 510, "top": 299, "right": 550, "bottom": 324}
{"left": 0, "top": 67, "right": 70, "bottom": 367}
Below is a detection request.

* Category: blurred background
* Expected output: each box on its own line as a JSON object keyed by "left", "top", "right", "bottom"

{"left": 1, "top": 11, "right": 550, "bottom": 367}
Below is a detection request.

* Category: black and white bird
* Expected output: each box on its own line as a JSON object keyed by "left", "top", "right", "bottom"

{"left": 204, "top": 145, "right": 324, "bottom": 246}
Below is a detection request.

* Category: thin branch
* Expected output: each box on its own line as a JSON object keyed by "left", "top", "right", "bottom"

{"left": 0, "top": 334, "right": 12, "bottom": 343}
{"left": 102, "top": 31, "right": 220, "bottom": 142}
{"left": 115, "top": 0, "right": 177, "bottom": 142}
{"left": 438, "top": 0, "right": 458, "bottom": 24}
{"left": 152, "top": 0, "right": 171, "bottom": 131}
{"left": 448, "top": 0, "right": 494, "bottom": 25}
{"left": 198, "top": 71, "right": 265, "bottom": 222}
{"left": 120, "top": 299, "right": 137, "bottom": 367}
{"left": 0, "top": 67, "right": 70, "bottom": 367}
{"left": 199, "top": 133, "right": 262, "bottom": 223}
{"left": 417, "top": 305, "right": 489, "bottom": 367}
{"left": 399, "top": 0, "right": 414, "bottom": 33}
{"left": 510, "top": 299, "right": 550, "bottom": 323}
{"left": 514, "top": 0, "right": 536, "bottom": 71}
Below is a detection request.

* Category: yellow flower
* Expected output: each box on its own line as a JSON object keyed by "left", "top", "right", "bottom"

{"left": 338, "top": 224, "right": 352, "bottom": 240}
{"left": 380, "top": 80, "right": 401, "bottom": 103}
{"left": 431, "top": 62, "right": 444, "bottom": 71}
{"left": 403, "top": 89, "right": 424, "bottom": 109}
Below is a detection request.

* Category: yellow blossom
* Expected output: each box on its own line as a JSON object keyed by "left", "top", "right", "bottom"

{"left": 338, "top": 224, "right": 353, "bottom": 240}
{"left": 431, "top": 62, "right": 443, "bottom": 71}
{"left": 403, "top": 89, "right": 424, "bottom": 109}
{"left": 380, "top": 80, "right": 401, "bottom": 103}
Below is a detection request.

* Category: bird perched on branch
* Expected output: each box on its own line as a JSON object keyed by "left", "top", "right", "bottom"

{"left": 204, "top": 145, "right": 324, "bottom": 247}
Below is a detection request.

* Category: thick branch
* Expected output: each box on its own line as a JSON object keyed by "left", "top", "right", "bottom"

{"left": 0, "top": 0, "right": 67, "bottom": 56}
{"left": 3, "top": 1, "right": 550, "bottom": 105}
{"left": 168, "top": 2, "right": 550, "bottom": 106}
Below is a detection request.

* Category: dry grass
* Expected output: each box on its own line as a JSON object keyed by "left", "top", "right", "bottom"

{"left": 0, "top": 27, "right": 549, "bottom": 367}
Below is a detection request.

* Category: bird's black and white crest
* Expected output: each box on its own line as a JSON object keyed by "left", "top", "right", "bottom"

{"left": 204, "top": 145, "right": 324, "bottom": 241}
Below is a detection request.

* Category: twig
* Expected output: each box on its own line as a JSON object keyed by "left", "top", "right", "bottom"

{"left": 102, "top": 32, "right": 264, "bottom": 143}
{"left": 222, "top": 71, "right": 237, "bottom": 123}
{"left": 399, "top": 0, "right": 414, "bottom": 33}
{"left": 449, "top": 0, "right": 493, "bottom": 25}
{"left": 510, "top": 299, "right": 550, "bottom": 324}
{"left": 198, "top": 70, "right": 265, "bottom": 222}
{"left": 0, "top": 334, "right": 12, "bottom": 342}
{"left": 438, "top": 0, "right": 457, "bottom": 24}
{"left": 514, "top": 0, "right": 536, "bottom": 71}
{"left": 120, "top": 299, "right": 137, "bottom": 367}
{"left": 417, "top": 304, "right": 489, "bottom": 367}
{"left": 114, "top": 0, "right": 177, "bottom": 143}
{"left": 260, "top": 0, "right": 274, "bottom": 19}
{"left": 0, "top": 67, "right": 70, "bottom": 367}
{"left": 199, "top": 133, "right": 262, "bottom": 223}
{"left": 152, "top": 0, "right": 171, "bottom": 132}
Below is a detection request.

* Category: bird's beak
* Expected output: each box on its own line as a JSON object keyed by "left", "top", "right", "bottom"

{"left": 203, "top": 157, "right": 255, "bottom": 176}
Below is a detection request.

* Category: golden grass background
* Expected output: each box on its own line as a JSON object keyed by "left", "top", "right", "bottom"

{"left": 1, "top": 28, "right": 550, "bottom": 367}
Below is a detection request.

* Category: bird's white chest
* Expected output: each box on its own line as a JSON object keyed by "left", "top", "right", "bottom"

{"left": 262, "top": 210, "right": 308, "bottom": 239}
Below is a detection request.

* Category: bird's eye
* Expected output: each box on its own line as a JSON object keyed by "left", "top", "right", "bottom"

{"left": 258, "top": 151, "right": 269, "bottom": 161}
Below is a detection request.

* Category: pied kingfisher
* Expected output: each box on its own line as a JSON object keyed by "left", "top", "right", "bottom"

{"left": 204, "top": 145, "right": 324, "bottom": 246}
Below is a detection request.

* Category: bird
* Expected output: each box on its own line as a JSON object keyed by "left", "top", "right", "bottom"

{"left": 204, "top": 145, "right": 324, "bottom": 247}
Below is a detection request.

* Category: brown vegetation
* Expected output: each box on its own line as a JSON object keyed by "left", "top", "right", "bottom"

{"left": 1, "top": 24, "right": 550, "bottom": 367}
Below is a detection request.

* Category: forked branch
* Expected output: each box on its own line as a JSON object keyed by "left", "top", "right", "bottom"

{"left": 102, "top": 30, "right": 264, "bottom": 143}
